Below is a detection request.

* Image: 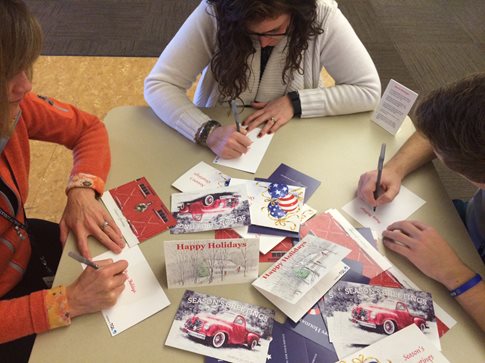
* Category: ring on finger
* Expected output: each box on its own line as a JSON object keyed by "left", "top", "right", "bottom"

{"left": 100, "top": 220, "right": 109, "bottom": 231}
{"left": 270, "top": 117, "right": 277, "bottom": 123}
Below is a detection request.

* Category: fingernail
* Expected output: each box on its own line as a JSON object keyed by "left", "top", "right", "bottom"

{"left": 258, "top": 133, "right": 263, "bottom": 138}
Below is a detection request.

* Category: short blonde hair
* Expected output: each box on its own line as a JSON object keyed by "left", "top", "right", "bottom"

{"left": 0, "top": 0, "right": 43, "bottom": 138}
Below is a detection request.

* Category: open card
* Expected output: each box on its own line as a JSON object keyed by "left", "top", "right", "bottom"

{"left": 253, "top": 234, "right": 350, "bottom": 322}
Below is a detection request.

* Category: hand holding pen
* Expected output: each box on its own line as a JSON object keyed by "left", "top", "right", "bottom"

{"left": 373, "top": 143, "right": 386, "bottom": 212}
{"left": 230, "top": 99, "right": 241, "bottom": 132}
{"left": 66, "top": 251, "right": 128, "bottom": 318}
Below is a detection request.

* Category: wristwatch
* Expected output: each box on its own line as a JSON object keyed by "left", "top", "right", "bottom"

{"left": 194, "top": 120, "right": 221, "bottom": 146}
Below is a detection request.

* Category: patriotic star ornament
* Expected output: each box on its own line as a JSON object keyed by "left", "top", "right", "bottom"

{"left": 268, "top": 183, "right": 289, "bottom": 198}
{"left": 268, "top": 201, "right": 287, "bottom": 218}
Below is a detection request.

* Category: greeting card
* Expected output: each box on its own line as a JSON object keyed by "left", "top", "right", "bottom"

{"left": 101, "top": 177, "right": 176, "bottom": 247}
{"left": 267, "top": 163, "right": 321, "bottom": 203}
{"left": 338, "top": 324, "right": 450, "bottom": 363}
{"left": 213, "top": 127, "right": 274, "bottom": 173}
{"left": 170, "top": 184, "right": 250, "bottom": 234}
{"left": 323, "top": 281, "right": 439, "bottom": 358}
{"left": 172, "top": 161, "right": 230, "bottom": 192}
{"left": 342, "top": 186, "right": 425, "bottom": 235}
{"left": 205, "top": 321, "right": 338, "bottom": 363}
{"left": 253, "top": 234, "right": 350, "bottom": 322}
{"left": 88, "top": 246, "right": 170, "bottom": 336}
{"left": 164, "top": 238, "right": 259, "bottom": 288}
{"left": 166, "top": 290, "right": 275, "bottom": 363}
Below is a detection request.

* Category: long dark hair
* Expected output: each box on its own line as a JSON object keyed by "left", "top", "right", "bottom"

{"left": 207, "top": 0, "right": 323, "bottom": 101}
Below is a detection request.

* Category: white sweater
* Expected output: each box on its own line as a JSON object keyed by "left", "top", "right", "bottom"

{"left": 144, "top": 0, "right": 381, "bottom": 142}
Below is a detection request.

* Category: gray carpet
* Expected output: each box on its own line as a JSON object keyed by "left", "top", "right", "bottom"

{"left": 25, "top": 0, "right": 485, "bottom": 200}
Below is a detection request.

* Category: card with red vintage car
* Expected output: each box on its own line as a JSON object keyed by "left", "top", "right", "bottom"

{"left": 164, "top": 238, "right": 260, "bottom": 288}
{"left": 204, "top": 321, "right": 338, "bottom": 363}
{"left": 101, "top": 177, "right": 176, "bottom": 247}
{"left": 170, "top": 184, "right": 250, "bottom": 234}
{"left": 322, "top": 281, "right": 439, "bottom": 359}
{"left": 300, "top": 209, "right": 455, "bottom": 336}
{"left": 165, "top": 290, "right": 274, "bottom": 363}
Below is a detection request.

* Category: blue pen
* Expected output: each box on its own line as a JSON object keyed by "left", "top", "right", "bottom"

{"left": 373, "top": 143, "right": 386, "bottom": 212}
{"left": 230, "top": 100, "right": 241, "bottom": 132}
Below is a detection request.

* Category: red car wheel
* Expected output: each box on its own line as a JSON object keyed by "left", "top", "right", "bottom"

{"left": 382, "top": 319, "right": 397, "bottom": 335}
{"left": 211, "top": 332, "right": 226, "bottom": 348}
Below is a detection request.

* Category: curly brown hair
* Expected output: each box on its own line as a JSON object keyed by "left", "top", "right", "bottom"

{"left": 207, "top": 0, "right": 323, "bottom": 101}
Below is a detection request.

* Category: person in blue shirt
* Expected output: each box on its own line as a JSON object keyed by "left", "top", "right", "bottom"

{"left": 357, "top": 73, "right": 485, "bottom": 331}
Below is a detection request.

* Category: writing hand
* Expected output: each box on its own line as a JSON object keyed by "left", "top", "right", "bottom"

{"left": 357, "top": 168, "right": 402, "bottom": 208}
{"left": 207, "top": 124, "right": 252, "bottom": 159}
{"left": 66, "top": 259, "right": 128, "bottom": 318}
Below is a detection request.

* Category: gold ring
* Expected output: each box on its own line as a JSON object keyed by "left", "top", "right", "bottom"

{"left": 100, "top": 221, "right": 109, "bottom": 231}
{"left": 270, "top": 117, "right": 276, "bottom": 123}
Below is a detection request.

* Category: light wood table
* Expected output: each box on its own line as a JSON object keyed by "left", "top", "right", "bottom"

{"left": 30, "top": 106, "right": 485, "bottom": 362}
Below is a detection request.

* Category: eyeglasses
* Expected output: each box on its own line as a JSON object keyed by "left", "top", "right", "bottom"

{"left": 247, "top": 29, "right": 289, "bottom": 39}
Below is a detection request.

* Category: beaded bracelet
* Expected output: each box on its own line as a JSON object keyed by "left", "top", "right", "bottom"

{"left": 449, "top": 273, "right": 482, "bottom": 297}
{"left": 194, "top": 120, "right": 221, "bottom": 146}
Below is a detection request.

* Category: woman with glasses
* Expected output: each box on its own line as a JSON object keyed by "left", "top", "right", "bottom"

{"left": 145, "top": 0, "right": 381, "bottom": 159}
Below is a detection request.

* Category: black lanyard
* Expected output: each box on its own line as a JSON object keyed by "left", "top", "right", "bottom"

{"left": 0, "top": 206, "right": 27, "bottom": 240}
{"left": 1, "top": 151, "right": 55, "bottom": 279}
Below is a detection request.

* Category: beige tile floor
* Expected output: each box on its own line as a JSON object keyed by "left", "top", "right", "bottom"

{"left": 28, "top": 56, "right": 157, "bottom": 222}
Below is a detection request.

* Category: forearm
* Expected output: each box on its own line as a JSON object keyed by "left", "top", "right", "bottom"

{"left": 0, "top": 286, "right": 70, "bottom": 343}
{"left": 440, "top": 266, "right": 485, "bottom": 331}
{"left": 385, "top": 132, "right": 435, "bottom": 179}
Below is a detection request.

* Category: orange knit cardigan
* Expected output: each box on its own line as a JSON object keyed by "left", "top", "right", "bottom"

{"left": 0, "top": 93, "right": 110, "bottom": 343}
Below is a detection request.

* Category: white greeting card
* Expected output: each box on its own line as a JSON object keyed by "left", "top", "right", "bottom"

{"left": 172, "top": 161, "right": 230, "bottom": 192}
{"left": 164, "top": 238, "right": 259, "bottom": 288}
{"left": 337, "top": 324, "right": 450, "bottom": 363}
{"left": 213, "top": 127, "right": 274, "bottom": 173}
{"left": 247, "top": 180, "right": 306, "bottom": 232}
{"left": 253, "top": 234, "right": 350, "bottom": 322}
{"left": 342, "top": 186, "right": 425, "bottom": 235}
{"left": 88, "top": 245, "right": 170, "bottom": 336}
{"left": 371, "top": 79, "right": 418, "bottom": 135}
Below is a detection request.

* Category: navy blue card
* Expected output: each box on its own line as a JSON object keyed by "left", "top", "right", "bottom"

{"left": 247, "top": 224, "right": 300, "bottom": 239}
{"left": 268, "top": 163, "right": 321, "bottom": 203}
{"left": 284, "top": 300, "right": 335, "bottom": 352}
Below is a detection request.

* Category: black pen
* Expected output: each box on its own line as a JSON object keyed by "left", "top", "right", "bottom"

{"left": 68, "top": 251, "right": 100, "bottom": 270}
{"left": 373, "top": 143, "right": 386, "bottom": 212}
{"left": 230, "top": 100, "right": 241, "bottom": 132}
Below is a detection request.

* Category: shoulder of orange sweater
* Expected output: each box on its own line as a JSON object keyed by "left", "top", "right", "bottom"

{"left": 20, "top": 92, "right": 110, "bottom": 191}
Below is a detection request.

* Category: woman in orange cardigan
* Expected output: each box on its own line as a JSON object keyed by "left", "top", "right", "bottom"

{"left": 0, "top": 1, "right": 128, "bottom": 361}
